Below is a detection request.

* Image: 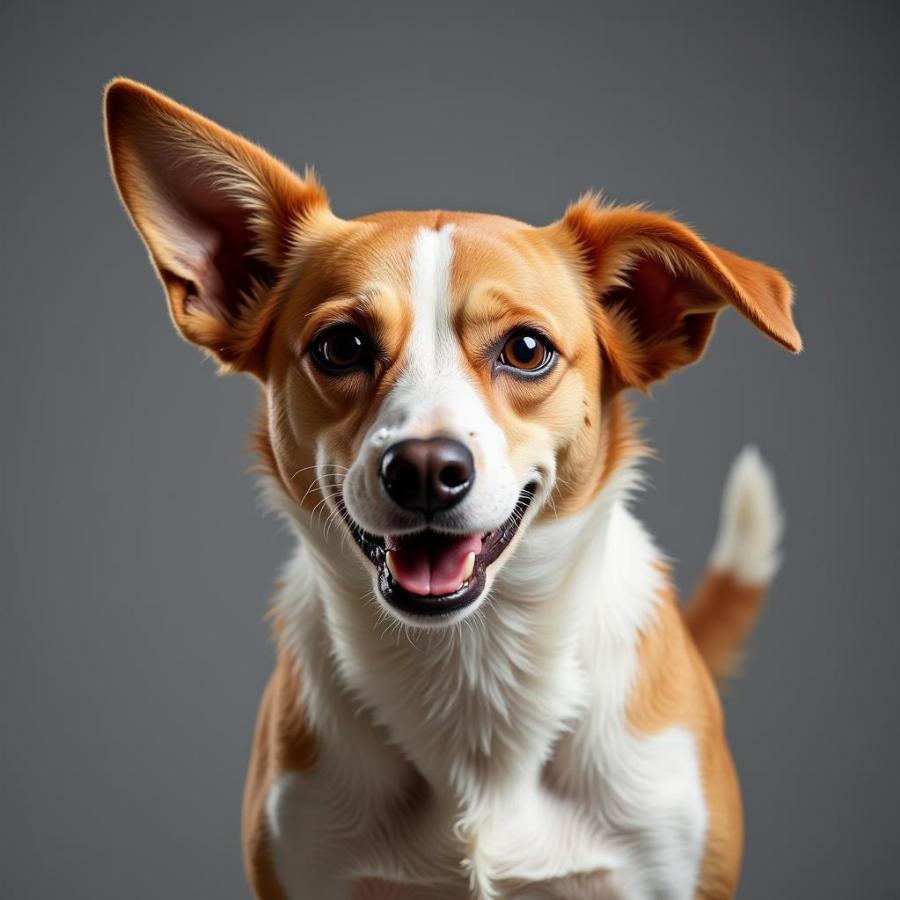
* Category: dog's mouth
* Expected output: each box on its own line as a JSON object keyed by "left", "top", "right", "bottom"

{"left": 343, "top": 483, "right": 538, "bottom": 619}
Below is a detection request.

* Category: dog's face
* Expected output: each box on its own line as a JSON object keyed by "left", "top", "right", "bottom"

{"left": 106, "top": 80, "right": 801, "bottom": 626}
{"left": 265, "top": 213, "right": 605, "bottom": 622}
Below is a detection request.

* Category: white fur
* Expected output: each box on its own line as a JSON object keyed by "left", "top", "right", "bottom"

{"left": 709, "top": 445, "right": 783, "bottom": 586}
{"left": 407, "top": 224, "right": 455, "bottom": 372}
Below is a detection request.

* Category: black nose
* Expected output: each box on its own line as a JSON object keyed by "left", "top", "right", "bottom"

{"left": 380, "top": 438, "right": 475, "bottom": 515}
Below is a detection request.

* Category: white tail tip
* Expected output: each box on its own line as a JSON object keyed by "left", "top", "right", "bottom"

{"left": 709, "top": 446, "right": 783, "bottom": 586}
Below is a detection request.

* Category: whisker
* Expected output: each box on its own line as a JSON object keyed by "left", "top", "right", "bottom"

{"left": 297, "top": 472, "right": 346, "bottom": 506}
{"left": 289, "top": 463, "right": 349, "bottom": 482}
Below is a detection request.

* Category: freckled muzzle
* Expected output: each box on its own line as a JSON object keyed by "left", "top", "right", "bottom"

{"left": 342, "top": 483, "right": 538, "bottom": 619}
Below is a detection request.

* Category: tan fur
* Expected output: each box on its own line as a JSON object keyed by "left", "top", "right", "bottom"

{"left": 242, "top": 641, "right": 317, "bottom": 900}
{"left": 683, "top": 572, "right": 768, "bottom": 681}
{"left": 104, "top": 78, "right": 331, "bottom": 374}
{"left": 628, "top": 577, "right": 743, "bottom": 899}
{"left": 557, "top": 195, "right": 801, "bottom": 389}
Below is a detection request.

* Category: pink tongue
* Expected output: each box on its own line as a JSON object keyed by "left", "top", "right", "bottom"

{"left": 387, "top": 532, "right": 483, "bottom": 596}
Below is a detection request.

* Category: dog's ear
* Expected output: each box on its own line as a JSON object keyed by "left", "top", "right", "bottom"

{"left": 554, "top": 196, "right": 801, "bottom": 388}
{"left": 104, "top": 78, "right": 331, "bottom": 373}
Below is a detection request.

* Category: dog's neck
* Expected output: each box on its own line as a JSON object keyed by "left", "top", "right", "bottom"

{"left": 269, "top": 462, "right": 661, "bottom": 809}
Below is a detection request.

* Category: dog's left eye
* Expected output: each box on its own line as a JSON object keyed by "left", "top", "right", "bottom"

{"left": 498, "top": 330, "right": 555, "bottom": 375}
{"left": 310, "top": 324, "right": 373, "bottom": 374}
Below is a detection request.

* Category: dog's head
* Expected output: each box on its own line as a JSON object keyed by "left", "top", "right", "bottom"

{"left": 106, "top": 80, "right": 801, "bottom": 626}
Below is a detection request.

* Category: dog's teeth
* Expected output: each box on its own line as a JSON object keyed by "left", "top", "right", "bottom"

{"left": 461, "top": 551, "right": 475, "bottom": 583}
{"left": 385, "top": 550, "right": 398, "bottom": 581}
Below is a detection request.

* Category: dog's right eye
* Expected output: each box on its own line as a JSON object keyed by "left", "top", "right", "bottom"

{"left": 310, "top": 324, "right": 372, "bottom": 374}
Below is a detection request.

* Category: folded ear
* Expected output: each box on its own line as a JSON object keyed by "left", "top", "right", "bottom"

{"left": 556, "top": 195, "right": 801, "bottom": 388}
{"left": 104, "top": 78, "right": 330, "bottom": 372}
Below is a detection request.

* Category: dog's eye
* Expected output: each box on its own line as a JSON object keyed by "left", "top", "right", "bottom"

{"left": 310, "top": 324, "right": 371, "bottom": 374}
{"left": 498, "top": 330, "right": 555, "bottom": 374}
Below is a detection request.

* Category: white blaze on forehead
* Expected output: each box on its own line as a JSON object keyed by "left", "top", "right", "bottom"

{"left": 407, "top": 223, "right": 456, "bottom": 374}
{"left": 392, "top": 222, "right": 475, "bottom": 431}
{"left": 397, "top": 223, "right": 500, "bottom": 449}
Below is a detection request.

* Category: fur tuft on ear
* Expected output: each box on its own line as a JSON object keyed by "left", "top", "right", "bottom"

{"left": 558, "top": 194, "right": 801, "bottom": 388}
{"left": 104, "top": 78, "right": 331, "bottom": 373}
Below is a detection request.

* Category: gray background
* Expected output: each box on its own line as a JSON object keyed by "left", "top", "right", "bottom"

{"left": 3, "top": 1, "right": 898, "bottom": 897}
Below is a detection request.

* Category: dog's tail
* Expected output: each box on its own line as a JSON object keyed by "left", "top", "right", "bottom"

{"left": 683, "top": 446, "right": 783, "bottom": 681}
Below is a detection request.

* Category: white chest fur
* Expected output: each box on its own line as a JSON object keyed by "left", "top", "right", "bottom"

{"left": 266, "top": 487, "right": 707, "bottom": 899}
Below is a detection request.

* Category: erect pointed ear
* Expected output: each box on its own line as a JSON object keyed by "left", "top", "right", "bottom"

{"left": 104, "top": 78, "right": 331, "bottom": 373}
{"left": 555, "top": 195, "right": 801, "bottom": 389}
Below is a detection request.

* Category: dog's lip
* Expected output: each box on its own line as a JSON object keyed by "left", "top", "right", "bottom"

{"left": 342, "top": 483, "right": 538, "bottom": 618}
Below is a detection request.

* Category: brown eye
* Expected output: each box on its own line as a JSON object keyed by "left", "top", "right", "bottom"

{"left": 499, "top": 330, "right": 555, "bottom": 374}
{"left": 310, "top": 324, "right": 371, "bottom": 374}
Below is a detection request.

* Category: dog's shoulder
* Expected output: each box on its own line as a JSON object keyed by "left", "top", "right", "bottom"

{"left": 242, "top": 641, "right": 316, "bottom": 900}
{"left": 627, "top": 578, "right": 743, "bottom": 897}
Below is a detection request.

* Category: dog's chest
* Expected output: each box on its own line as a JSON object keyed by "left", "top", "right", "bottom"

{"left": 268, "top": 507, "right": 708, "bottom": 897}
{"left": 265, "top": 719, "right": 706, "bottom": 899}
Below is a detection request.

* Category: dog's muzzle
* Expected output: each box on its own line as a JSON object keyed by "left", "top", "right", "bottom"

{"left": 342, "top": 465, "right": 537, "bottom": 620}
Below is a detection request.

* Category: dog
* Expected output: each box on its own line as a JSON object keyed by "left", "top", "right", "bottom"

{"left": 104, "top": 78, "right": 801, "bottom": 900}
